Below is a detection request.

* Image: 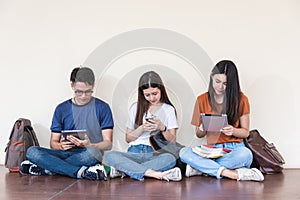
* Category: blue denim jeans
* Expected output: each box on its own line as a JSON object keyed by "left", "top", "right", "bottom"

{"left": 104, "top": 144, "right": 176, "bottom": 181}
{"left": 179, "top": 142, "right": 253, "bottom": 179}
{"left": 26, "top": 146, "right": 103, "bottom": 178}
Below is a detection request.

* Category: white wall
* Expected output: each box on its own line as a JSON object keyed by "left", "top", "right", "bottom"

{"left": 0, "top": 0, "right": 299, "bottom": 168}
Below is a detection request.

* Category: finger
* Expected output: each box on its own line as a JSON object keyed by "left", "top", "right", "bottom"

{"left": 146, "top": 120, "right": 155, "bottom": 124}
{"left": 65, "top": 145, "right": 75, "bottom": 150}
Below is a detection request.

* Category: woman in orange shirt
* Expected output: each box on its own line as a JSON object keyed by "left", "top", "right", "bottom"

{"left": 179, "top": 60, "right": 264, "bottom": 181}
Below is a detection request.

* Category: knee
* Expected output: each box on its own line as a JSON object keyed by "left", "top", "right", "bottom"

{"left": 26, "top": 146, "right": 40, "bottom": 160}
{"left": 162, "top": 153, "right": 176, "bottom": 162}
{"left": 86, "top": 146, "right": 102, "bottom": 159}
{"left": 179, "top": 147, "right": 190, "bottom": 160}
{"left": 103, "top": 151, "right": 121, "bottom": 164}
{"left": 236, "top": 147, "right": 253, "bottom": 162}
{"left": 83, "top": 147, "right": 103, "bottom": 164}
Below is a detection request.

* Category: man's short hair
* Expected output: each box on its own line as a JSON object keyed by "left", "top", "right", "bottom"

{"left": 70, "top": 67, "right": 95, "bottom": 85}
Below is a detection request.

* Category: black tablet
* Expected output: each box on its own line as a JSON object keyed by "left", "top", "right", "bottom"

{"left": 200, "top": 114, "right": 228, "bottom": 132}
{"left": 61, "top": 130, "right": 87, "bottom": 140}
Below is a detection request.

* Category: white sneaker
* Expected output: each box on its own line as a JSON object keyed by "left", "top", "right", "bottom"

{"left": 20, "top": 160, "right": 50, "bottom": 176}
{"left": 185, "top": 164, "right": 203, "bottom": 177}
{"left": 83, "top": 164, "right": 107, "bottom": 181}
{"left": 110, "top": 166, "right": 125, "bottom": 178}
{"left": 162, "top": 167, "right": 182, "bottom": 182}
{"left": 237, "top": 168, "right": 264, "bottom": 181}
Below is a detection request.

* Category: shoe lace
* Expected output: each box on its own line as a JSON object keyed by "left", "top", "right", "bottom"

{"left": 29, "top": 165, "right": 44, "bottom": 175}
{"left": 245, "top": 170, "right": 255, "bottom": 177}
{"left": 84, "top": 170, "right": 98, "bottom": 180}
{"left": 84, "top": 165, "right": 107, "bottom": 181}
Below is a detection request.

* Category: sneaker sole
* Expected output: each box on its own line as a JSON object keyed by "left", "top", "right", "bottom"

{"left": 185, "top": 165, "right": 192, "bottom": 177}
{"left": 251, "top": 168, "right": 264, "bottom": 181}
{"left": 19, "top": 170, "right": 30, "bottom": 175}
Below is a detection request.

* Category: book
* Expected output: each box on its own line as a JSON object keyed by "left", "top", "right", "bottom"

{"left": 192, "top": 145, "right": 232, "bottom": 158}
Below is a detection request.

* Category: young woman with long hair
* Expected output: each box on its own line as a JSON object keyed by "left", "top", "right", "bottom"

{"left": 179, "top": 60, "right": 264, "bottom": 181}
{"left": 104, "top": 71, "right": 181, "bottom": 181}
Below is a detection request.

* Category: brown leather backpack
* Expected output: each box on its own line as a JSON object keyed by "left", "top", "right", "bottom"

{"left": 244, "top": 129, "right": 285, "bottom": 174}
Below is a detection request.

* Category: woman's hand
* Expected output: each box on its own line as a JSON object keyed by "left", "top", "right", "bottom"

{"left": 221, "top": 125, "right": 234, "bottom": 136}
{"left": 199, "top": 124, "right": 204, "bottom": 131}
{"left": 143, "top": 119, "right": 158, "bottom": 132}
{"left": 143, "top": 118, "right": 165, "bottom": 132}
{"left": 196, "top": 124, "right": 207, "bottom": 138}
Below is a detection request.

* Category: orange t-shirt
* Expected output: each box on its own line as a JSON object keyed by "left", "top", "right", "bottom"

{"left": 191, "top": 92, "right": 250, "bottom": 144}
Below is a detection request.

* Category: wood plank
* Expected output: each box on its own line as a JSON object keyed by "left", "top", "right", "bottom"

{"left": 0, "top": 166, "right": 298, "bottom": 200}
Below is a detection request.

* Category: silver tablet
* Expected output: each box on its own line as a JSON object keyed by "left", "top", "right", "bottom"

{"left": 61, "top": 129, "right": 87, "bottom": 140}
{"left": 200, "top": 114, "right": 228, "bottom": 132}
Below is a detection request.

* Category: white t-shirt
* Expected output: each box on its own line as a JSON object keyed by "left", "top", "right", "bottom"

{"left": 126, "top": 102, "right": 179, "bottom": 147}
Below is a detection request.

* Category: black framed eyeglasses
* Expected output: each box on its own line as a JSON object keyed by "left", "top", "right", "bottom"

{"left": 74, "top": 90, "right": 93, "bottom": 96}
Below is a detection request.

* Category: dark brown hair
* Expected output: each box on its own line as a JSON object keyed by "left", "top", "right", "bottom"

{"left": 134, "top": 71, "right": 175, "bottom": 128}
{"left": 208, "top": 60, "right": 241, "bottom": 125}
{"left": 70, "top": 66, "right": 95, "bottom": 85}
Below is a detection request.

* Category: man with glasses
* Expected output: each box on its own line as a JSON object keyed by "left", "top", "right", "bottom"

{"left": 19, "top": 67, "right": 114, "bottom": 181}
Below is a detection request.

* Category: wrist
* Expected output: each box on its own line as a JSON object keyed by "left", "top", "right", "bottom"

{"left": 160, "top": 125, "right": 167, "bottom": 132}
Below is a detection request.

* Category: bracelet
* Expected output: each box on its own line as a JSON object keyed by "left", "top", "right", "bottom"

{"left": 161, "top": 125, "right": 167, "bottom": 132}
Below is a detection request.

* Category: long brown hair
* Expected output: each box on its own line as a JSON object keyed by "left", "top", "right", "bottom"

{"left": 134, "top": 71, "right": 175, "bottom": 128}
{"left": 208, "top": 60, "right": 241, "bottom": 125}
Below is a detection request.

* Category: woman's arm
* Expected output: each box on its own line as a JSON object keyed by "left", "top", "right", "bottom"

{"left": 125, "top": 119, "right": 177, "bottom": 143}
{"left": 195, "top": 124, "right": 207, "bottom": 138}
{"left": 126, "top": 126, "right": 145, "bottom": 143}
{"left": 221, "top": 114, "right": 250, "bottom": 138}
{"left": 147, "top": 118, "right": 177, "bottom": 142}
{"left": 162, "top": 128, "right": 176, "bottom": 142}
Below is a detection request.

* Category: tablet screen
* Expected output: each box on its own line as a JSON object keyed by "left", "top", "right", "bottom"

{"left": 200, "top": 114, "right": 228, "bottom": 132}
{"left": 61, "top": 130, "right": 87, "bottom": 140}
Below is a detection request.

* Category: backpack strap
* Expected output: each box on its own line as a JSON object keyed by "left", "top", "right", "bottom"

{"left": 24, "top": 126, "right": 40, "bottom": 147}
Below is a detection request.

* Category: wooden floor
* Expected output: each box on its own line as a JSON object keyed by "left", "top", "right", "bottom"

{"left": 1, "top": 166, "right": 299, "bottom": 200}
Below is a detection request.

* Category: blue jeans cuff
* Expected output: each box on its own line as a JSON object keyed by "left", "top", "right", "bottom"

{"left": 77, "top": 166, "right": 87, "bottom": 179}
{"left": 217, "top": 166, "right": 225, "bottom": 179}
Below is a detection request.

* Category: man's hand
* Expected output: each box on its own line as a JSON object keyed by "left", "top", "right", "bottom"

{"left": 60, "top": 140, "right": 75, "bottom": 150}
{"left": 67, "top": 134, "right": 91, "bottom": 148}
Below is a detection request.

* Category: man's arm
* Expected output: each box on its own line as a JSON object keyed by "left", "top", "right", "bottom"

{"left": 50, "top": 132, "right": 75, "bottom": 150}
{"left": 50, "top": 132, "right": 61, "bottom": 149}
{"left": 67, "top": 128, "right": 113, "bottom": 151}
{"left": 90, "top": 128, "right": 113, "bottom": 151}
